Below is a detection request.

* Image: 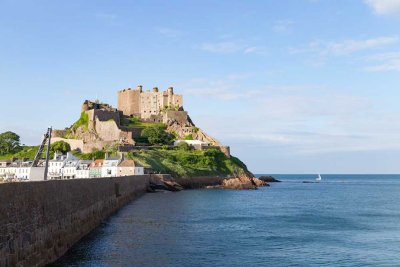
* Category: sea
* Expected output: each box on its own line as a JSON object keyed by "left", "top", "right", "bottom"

{"left": 53, "top": 174, "right": 400, "bottom": 266}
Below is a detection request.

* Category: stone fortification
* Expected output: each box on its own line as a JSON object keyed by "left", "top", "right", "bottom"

{"left": 54, "top": 86, "right": 229, "bottom": 156}
{"left": 118, "top": 85, "right": 183, "bottom": 118}
{"left": 0, "top": 175, "right": 151, "bottom": 266}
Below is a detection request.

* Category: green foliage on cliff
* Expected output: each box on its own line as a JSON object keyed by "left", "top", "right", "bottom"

{"left": 120, "top": 116, "right": 165, "bottom": 129}
{"left": 141, "top": 125, "right": 174, "bottom": 145}
{"left": 184, "top": 134, "right": 193, "bottom": 140}
{"left": 71, "top": 150, "right": 118, "bottom": 160}
{"left": 50, "top": 141, "right": 71, "bottom": 154}
{"left": 193, "top": 127, "right": 199, "bottom": 133}
{"left": 74, "top": 112, "right": 89, "bottom": 130}
{"left": 127, "top": 148, "right": 248, "bottom": 178}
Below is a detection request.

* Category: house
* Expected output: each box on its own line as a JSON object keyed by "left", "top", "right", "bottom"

{"left": 76, "top": 160, "right": 92, "bottom": 178}
{"left": 0, "top": 160, "right": 11, "bottom": 179}
{"left": 0, "top": 160, "right": 11, "bottom": 168}
{"left": 48, "top": 152, "right": 78, "bottom": 179}
{"left": 14, "top": 161, "right": 33, "bottom": 180}
{"left": 89, "top": 159, "right": 104, "bottom": 178}
{"left": 62, "top": 158, "right": 80, "bottom": 179}
{"left": 1, "top": 159, "right": 45, "bottom": 181}
{"left": 117, "top": 160, "right": 144, "bottom": 176}
{"left": 174, "top": 140, "right": 208, "bottom": 146}
{"left": 102, "top": 156, "right": 122, "bottom": 177}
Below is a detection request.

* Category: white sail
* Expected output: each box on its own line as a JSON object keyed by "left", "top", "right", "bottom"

{"left": 316, "top": 174, "right": 322, "bottom": 181}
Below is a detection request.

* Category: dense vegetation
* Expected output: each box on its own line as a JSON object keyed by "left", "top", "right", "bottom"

{"left": 141, "top": 124, "right": 174, "bottom": 145}
{"left": 0, "top": 131, "right": 21, "bottom": 155}
{"left": 120, "top": 116, "right": 165, "bottom": 128}
{"left": 0, "top": 140, "right": 72, "bottom": 160}
{"left": 74, "top": 112, "right": 89, "bottom": 130}
{"left": 128, "top": 147, "right": 248, "bottom": 178}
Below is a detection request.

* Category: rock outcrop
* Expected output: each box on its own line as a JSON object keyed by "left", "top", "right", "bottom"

{"left": 259, "top": 176, "right": 281, "bottom": 183}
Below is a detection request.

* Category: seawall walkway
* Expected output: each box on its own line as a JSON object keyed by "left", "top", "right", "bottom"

{"left": 0, "top": 175, "right": 151, "bottom": 266}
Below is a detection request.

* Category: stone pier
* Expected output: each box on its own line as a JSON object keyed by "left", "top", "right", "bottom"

{"left": 0, "top": 175, "right": 150, "bottom": 266}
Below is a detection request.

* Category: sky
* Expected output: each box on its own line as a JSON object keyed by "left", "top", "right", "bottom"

{"left": 1, "top": 0, "right": 400, "bottom": 174}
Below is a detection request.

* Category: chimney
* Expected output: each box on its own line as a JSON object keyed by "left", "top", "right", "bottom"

{"left": 137, "top": 85, "right": 143, "bottom": 92}
{"left": 105, "top": 152, "right": 110, "bottom": 160}
{"left": 23, "top": 157, "right": 29, "bottom": 162}
{"left": 153, "top": 87, "right": 159, "bottom": 93}
{"left": 11, "top": 157, "right": 17, "bottom": 162}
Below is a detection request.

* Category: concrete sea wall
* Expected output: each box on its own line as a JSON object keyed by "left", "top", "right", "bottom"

{"left": 0, "top": 175, "right": 150, "bottom": 266}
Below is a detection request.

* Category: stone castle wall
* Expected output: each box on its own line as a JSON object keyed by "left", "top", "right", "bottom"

{"left": 0, "top": 175, "right": 151, "bottom": 266}
{"left": 117, "top": 89, "right": 141, "bottom": 116}
{"left": 117, "top": 86, "right": 183, "bottom": 118}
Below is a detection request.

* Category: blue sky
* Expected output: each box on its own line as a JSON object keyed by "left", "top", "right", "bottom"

{"left": 1, "top": 0, "right": 400, "bottom": 173}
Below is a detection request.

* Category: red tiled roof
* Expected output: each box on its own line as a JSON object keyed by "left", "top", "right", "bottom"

{"left": 90, "top": 159, "right": 104, "bottom": 168}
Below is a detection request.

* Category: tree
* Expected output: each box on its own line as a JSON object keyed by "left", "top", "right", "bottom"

{"left": 0, "top": 131, "right": 21, "bottom": 155}
{"left": 184, "top": 134, "right": 193, "bottom": 140}
{"left": 176, "top": 142, "right": 191, "bottom": 151}
{"left": 141, "top": 125, "right": 173, "bottom": 145}
{"left": 50, "top": 141, "right": 71, "bottom": 154}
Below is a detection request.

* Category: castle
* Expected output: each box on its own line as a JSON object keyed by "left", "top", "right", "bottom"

{"left": 51, "top": 86, "right": 229, "bottom": 156}
{"left": 117, "top": 86, "right": 183, "bottom": 119}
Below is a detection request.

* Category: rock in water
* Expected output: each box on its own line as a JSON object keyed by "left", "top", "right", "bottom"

{"left": 259, "top": 176, "right": 281, "bottom": 183}
{"left": 252, "top": 177, "right": 270, "bottom": 187}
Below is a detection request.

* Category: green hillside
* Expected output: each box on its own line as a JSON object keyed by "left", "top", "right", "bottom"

{"left": 128, "top": 147, "right": 249, "bottom": 178}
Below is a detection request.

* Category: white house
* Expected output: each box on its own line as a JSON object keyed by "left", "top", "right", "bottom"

{"left": 174, "top": 140, "right": 208, "bottom": 146}
{"left": 76, "top": 160, "right": 92, "bottom": 178}
{"left": 48, "top": 152, "right": 78, "bottom": 179}
{"left": 102, "top": 156, "right": 122, "bottom": 177}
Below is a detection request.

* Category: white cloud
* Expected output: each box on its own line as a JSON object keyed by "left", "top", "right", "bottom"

{"left": 244, "top": 47, "right": 257, "bottom": 54}
{"left": 199, "top": 42, "right": 245, "bottom": 54}
{"left": 291, "top": 36, "right": 398, "bottom": 56}
{"left": 365, "top": 59, "right": 400, "bottom": 71}
{"left": 315, "top": 36, "right": 398, "bottom": 55}
{"left": 365, "top": 0, "right": 400, "bottom": 16}
{"left": 273, "top": 20, "right": 295, "bottom": 33}
{"left": 158, "top": 27, "right": 181, "bottom": 38}
{"left": 199, "top": 42, "right": 267, "bottom": 55}
{"left": 364, "top": 51, "right": 400, "bottom": 71}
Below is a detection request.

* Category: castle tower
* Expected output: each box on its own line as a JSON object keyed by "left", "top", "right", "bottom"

{"left": 117, "top": 85, "right": 183, "bottom": 118}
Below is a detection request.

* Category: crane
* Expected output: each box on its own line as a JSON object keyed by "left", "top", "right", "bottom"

{"left": 31, "top": 127, "right": 52, "bottom": 180}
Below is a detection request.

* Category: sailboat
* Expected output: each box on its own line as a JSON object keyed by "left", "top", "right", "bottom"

{"left": 316, "top": 174, "right": 322, "bottom": 181}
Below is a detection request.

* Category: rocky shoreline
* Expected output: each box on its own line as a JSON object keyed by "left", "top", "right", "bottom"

{"left": 148, "top": 173, "right": 270, "bottom": 191}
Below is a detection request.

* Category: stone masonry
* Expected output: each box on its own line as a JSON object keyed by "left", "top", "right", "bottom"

{"left": 0, "top": 175, "right": 151, "bottom": 266}
{"left": 117, "top": 85, "right": 183, "bottom": 118}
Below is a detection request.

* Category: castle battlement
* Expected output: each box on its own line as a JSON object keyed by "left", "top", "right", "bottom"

{"left": 117, "top": 85, "right": 183, "bottom": 119}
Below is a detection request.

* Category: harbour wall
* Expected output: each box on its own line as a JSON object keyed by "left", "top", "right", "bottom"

{"left": 0, "top": 175, "right": 151, "bottom": 266}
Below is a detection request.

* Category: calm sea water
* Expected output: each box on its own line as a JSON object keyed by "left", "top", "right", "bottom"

{"left": 53, "top": 174, "right": 400, "bottom": 266}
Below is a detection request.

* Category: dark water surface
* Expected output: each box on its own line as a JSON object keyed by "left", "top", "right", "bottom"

{"left": 53, "top": 175, "right": 400, "bottom": 266}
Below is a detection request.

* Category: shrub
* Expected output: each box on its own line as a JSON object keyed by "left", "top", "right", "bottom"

{"left": 176, "top": 142, "right": 191, "bottom": 151}
{"left": 141, "top": 125, "right": 174, "bottom": 145}
{"left": 50, "top": 141, "right": 71, "bottom": 154}
{"left": 193, "top": 127, "right": 199, "bottom": 133}
{"left": 162, "top": 145, "right": 170, "bottom": 150}
{"left": 74, "top": 112, "right": 89, "bottom": 130}
{"left": 184, "top": 134, "right": 193, "bottom": 140}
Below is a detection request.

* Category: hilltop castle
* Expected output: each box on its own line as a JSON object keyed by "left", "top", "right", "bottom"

{"left": 117, "top": 86, "right": 183, "bottom": 119}
{"left": 52, "top": 86, "right": 228, "bottom": 156}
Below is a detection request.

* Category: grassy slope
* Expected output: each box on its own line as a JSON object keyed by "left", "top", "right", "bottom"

{"left": 128, "top": 148, "right": 249, "bottom": 178}
{"left": 0, "top": 146, "right": 45, "bottom": 160}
